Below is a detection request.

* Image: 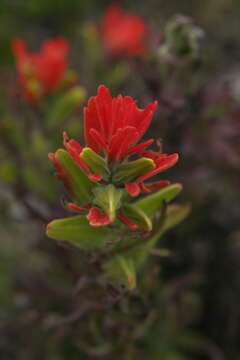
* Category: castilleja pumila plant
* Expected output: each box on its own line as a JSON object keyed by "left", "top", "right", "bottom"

{"left": 47, "top": 85, "right": 189, "bottom": 288}
{"left": 12, "top": 37, "right": 69, "bottom": 103}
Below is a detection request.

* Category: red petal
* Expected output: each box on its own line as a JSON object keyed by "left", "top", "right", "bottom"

{"left": 142, "top": 150, "right": 166, "bottom": 161}
{"left": 138, "top": 153, "right": 179, "bottom": 182}
{"left": 48, "top": 152, "right": 70, "bottom": 190}
{"left": 118, "top": 213, "right": 138, "bottom": 231}
{"left": 95, "top": 85, "right": 112, "bottom": 140}
{"left": 127, "top": 138, "right": 154, "bottom": 156}
{"left": 67, "top": 203, "right": 86, "bottom": 212}
{"left": 63, "top": 131, "right": 83, "bottom": 153}
{"left": 89, "top": 128, "right": 108, "bottom": 152}
{"left": 108, "top": 126, "right": 139, "bottom": 161}
{"left": 84, "top": 97, "right": 101, "bottom": 153}
{"left": 140, "top": 180, "right": 170, "bottom": 193}
{"left": 125, "top": 183, "right": 141, "bottom": 197}
{"left": 136, "top": 101, "right": 158, "bottom": 140}
{"left": 87, "top": 207, "right": 111, "bottom": 227}
{"left": 88, "top": 173, "right": 102, "bottom": 182}
{"left": 63, "top": 132, "right": 89, "bottom": 173}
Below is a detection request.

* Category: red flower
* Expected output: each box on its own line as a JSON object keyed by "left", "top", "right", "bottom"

{"left": 12, "top": 37, "right": 69, "bottom": 103}
{"left": 84, "top": 85, "right": 157, "bottom": 162}
{"left": 49, "top": 85, "right": 179, "bottom": 228}
{"left": 84, "top": 85, "right": 178, "bottom": 195}
{"left": 101, "top": 5, "right": 147, "bottom": 58}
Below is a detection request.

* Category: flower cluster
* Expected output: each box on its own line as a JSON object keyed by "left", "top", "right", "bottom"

{"left": 49, "top": 85, "right": 178, "bottom": 229}
{"left": 101, "top": 5, "right": 147, "bottom": 58}
{"left": 12, "top": 37, "right": 69, "bottom": 103}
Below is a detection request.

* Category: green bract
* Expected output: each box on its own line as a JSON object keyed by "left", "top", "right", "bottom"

{"left": 47, "top": 215, "right": 115, "bottom": 250}
{"left": 81, "top": 147, "right": 110, "bottom": 180}
{"left": 113, "top": 157, "right": 155, "bottom": 184}
{"left": 93, "top": 184, "right": 123, "bottom": 222}
{"left": 55, "top": 149, "right": 94, "bottom": 205}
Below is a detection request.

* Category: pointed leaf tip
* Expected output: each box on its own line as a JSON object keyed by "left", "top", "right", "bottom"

{"left": 134, "top": 183, "right": 183, "bottom": 218}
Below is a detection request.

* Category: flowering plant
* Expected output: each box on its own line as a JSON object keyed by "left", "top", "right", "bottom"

{"left": 47, "top": 85, "right": 189, "bottom": 288}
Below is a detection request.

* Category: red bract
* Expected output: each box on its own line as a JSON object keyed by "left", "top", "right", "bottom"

{"left": 87, "top": 207, "right": 111, "bottom": 227}
{"left": 84, "top": 85, "right": 157, "bottom": 162}
{"left": 12, "top": 37, "right": 69, "bottom": 103}
{"left": 101, "top": 5, "right": 147, "bottom": 58}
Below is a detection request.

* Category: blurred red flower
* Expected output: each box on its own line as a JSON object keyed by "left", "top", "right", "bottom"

{"left": 12, "top": 37, "right": 69, "bottom": 103}
{"left": 101, "top": 5, "right": 147, "bottom": 58}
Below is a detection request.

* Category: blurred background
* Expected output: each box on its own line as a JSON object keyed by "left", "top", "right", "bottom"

{"left": 0, "top": 0, "right": 240, "bottom": 359}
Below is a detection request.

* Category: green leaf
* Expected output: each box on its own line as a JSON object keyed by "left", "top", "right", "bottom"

{"left": 134, "top": 183, "right": 182, "bottom": 218}
{"left": 55, "top": 149, "right": 94, "bottom": 205}
{"left": 103, "top": 255, "right": 136, "bottom": 290}
{"left": 123, "top": 204, "right": 152, "bottom": 231}
{"left": 46, "top": 215, "right": 114, "bottom": 250}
